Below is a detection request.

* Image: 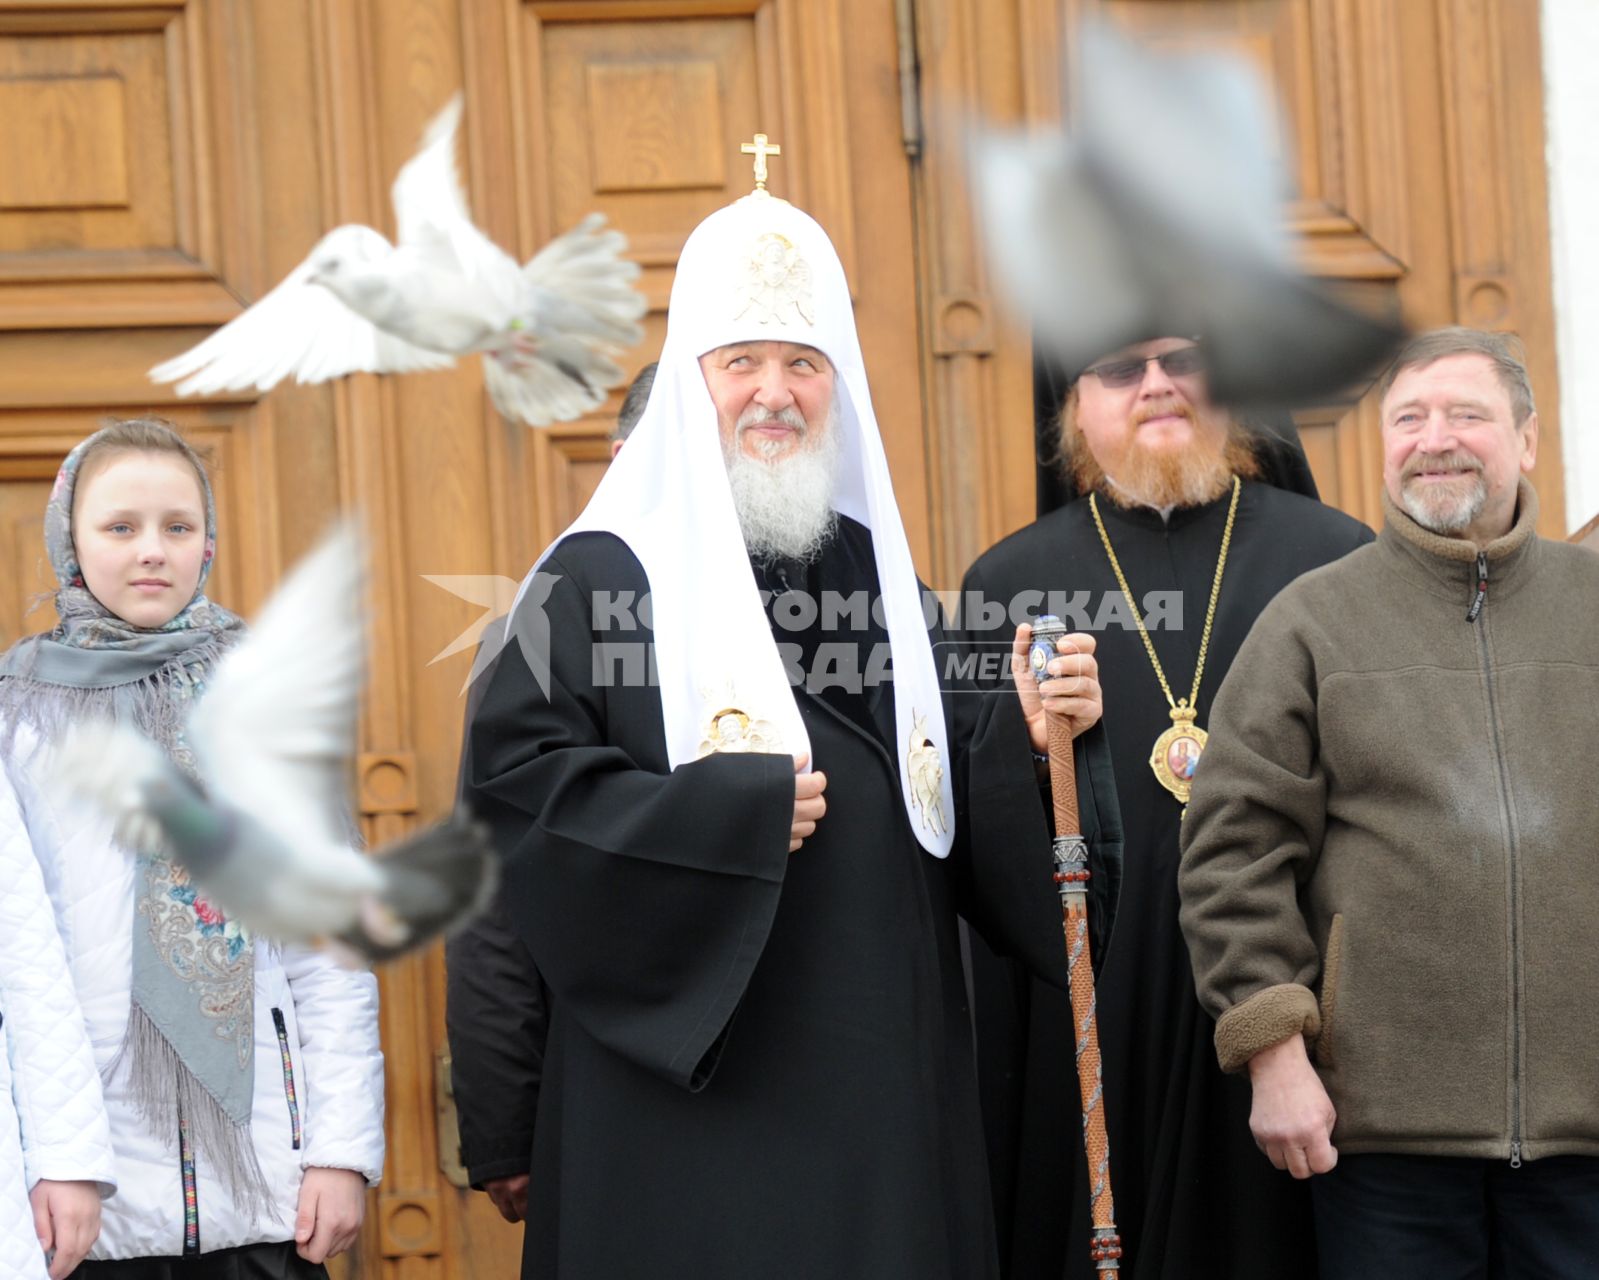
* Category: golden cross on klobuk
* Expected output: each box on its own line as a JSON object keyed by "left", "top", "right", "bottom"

{"left": 740, "top": 132, "right": 782, "bottom": 195}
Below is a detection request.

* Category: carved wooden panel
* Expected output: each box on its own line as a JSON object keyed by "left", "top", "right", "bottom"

{"left": 530, "top": 425, "right": 612, "bottom": 547}
{"left": 913, "top": 0, "right": 1041, "bottom": 583}
{"left": 0, "top": 1, "right": 245, "bottom": 329}
{"left": 0, "top": 12, "right": 175, "bottom": 251}
{"left": 587, "top": 60, "right": 728, "bottom": 193}
{"left": 0, "top": 470, "right": 53, "bottom": 650}
{"left": 0, "top": 75, "right": 131, "bottom": 209}
{"left": 537, "top": 15, "right": 757, "bottom": 262}
{"left": 511, "top": 0, "right": 857, "bottom": 285}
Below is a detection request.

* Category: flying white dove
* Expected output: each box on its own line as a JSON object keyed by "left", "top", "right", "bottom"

{"left": 150, "top": 94, "right": 647, "bottom": 427}
{"left": 973, "top": 22, "right": 1404, "bottom": 410}
{"left": 50, "top": 523, "right": 497, "bottom": 965}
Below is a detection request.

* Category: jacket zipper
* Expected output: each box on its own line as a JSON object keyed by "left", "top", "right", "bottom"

{"left": 271, "top": 1007, "right": 303, "bottom": 1150}
{"left": 1466, "top": 550, "right": 1488, "bottom": 622}
{"left": 1470, "top": 553, "right": 1522, "bottom": 1167}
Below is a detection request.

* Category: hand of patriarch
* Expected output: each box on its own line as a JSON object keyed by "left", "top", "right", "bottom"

{"left": 791, "top": 754, "right": 828, "bottom": 853}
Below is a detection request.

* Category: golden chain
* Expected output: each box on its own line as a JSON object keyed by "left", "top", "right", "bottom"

{"left": 1088, "top": 476, "right": 1241, "bottom": 714}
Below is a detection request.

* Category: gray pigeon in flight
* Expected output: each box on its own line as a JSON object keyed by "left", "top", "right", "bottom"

{"left": 50, "top": 524, "right": 497, "bottom": 965}
{"left": 973, "top": 21, "right": 1404, "bottom": 410}
{"left": 150, "top": 94, "right": 646, "bottom": 427}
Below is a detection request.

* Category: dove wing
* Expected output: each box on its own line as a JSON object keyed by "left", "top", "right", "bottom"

{"left": 149, "top": 226, "right": 459, "bottom": 396}
{"left": 1165, "top": 247, "right": 1407, "bottom": 410}
{"left": 973, "top": 131, "right": 1149, "bottom": 371}
{"left": 390, "top": 93, "right": 523, "bottom": 313}
{"left": 47, "top": 719, "right": 185, "bottom": 858}
{"left": 187, "top": 522, "right": 368, "bottom": 857}
{"left": 972, "top": 22, "right": 1402, "bottom": 404}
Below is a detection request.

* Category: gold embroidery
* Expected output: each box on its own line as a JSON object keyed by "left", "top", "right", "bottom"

{"left": 734, "top": 232, "right": 815, "bottom": 327}
{"left": 697, "top": 705, "right": 783, "bottom": 757}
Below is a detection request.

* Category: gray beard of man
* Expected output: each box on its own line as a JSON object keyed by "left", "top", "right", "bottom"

{"left": 724, "top": 403, "right": 841, "bottom": 563}
{"left": 1399, "top": 449, "right": 1489, "bottom": 535}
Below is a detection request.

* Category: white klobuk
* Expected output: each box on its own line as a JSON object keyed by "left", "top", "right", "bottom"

{"left": 511, "top": 192, "right": 954, "bottom": 856}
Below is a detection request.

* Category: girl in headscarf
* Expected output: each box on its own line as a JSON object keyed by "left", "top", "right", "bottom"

{"left": 0, "top": 419, "right": 385, "bottom": 1280}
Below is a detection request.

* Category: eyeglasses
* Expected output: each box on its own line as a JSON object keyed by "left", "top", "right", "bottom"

{"left": 1082, "top": 346, "right": 1206, "bottom": 389}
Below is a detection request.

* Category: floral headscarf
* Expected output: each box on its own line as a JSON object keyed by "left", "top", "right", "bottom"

{"left": 0, "top": 423, "right": 245, "bottom": 757}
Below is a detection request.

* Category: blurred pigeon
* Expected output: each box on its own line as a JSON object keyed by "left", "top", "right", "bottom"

{"left": 51, "top": 524, "right": 497, "bottom": 964}
{"left": 150, "top": 94, "right": 646, "bottom": 427}
{"left": 973, "top": 22, "right": 1404, "bottom": 410}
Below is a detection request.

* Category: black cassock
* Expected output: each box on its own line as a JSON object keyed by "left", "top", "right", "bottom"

{"left": 961, "top": 480, "right": 1371, "bottom": 1280}
{"left": 464, "top": 516, "right": 1122, "bottom": 1280}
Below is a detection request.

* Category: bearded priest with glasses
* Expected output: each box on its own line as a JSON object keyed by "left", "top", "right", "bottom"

{"left": 958, "top": 335, "right": 1372, "bottom": 1280}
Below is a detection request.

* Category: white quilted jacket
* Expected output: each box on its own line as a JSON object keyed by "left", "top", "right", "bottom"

{"left": 1, "top": 733, "right": 117, "bottom": 1280}
{"left": 4, "top": 724, "right": 386, "bottom": 1261}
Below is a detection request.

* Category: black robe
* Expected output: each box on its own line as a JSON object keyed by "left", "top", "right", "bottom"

{"left": 464, "top": 517, "right": 1122, "bottom": 1280}
{"left": 960, "top": 480, "right": 1372, "bottom": 1280}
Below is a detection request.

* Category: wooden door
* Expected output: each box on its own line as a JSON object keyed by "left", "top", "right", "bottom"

{"left": 0, "top": 3, "right": 929, "bottom": 1278}
{"left": 0, "top": 4, "right": 1566, "bottom": 1280}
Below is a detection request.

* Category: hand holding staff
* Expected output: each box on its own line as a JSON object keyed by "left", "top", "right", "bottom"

{"left": 1027, "top": 615, "right": 1123, "bottom": 1275}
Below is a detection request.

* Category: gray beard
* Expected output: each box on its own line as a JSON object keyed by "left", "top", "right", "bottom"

{"left": 1400, "top": 457, "right": 1488, "bottom": 535}
{"left": 724, "top": 408, "right": 841, "bottom": 563}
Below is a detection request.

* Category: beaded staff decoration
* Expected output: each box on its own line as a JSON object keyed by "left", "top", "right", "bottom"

{"left": 1030, "top": 615, "right": 1123, "bottom": 1274}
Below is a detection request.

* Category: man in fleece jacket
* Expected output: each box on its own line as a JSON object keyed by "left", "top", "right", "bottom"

{"left": 1179, "top": 326, "right": 1599, "bottom": 1279}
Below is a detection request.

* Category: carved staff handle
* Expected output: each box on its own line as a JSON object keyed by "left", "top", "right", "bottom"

{"left": 1028, "top": 615, "right": 1122, "bottom": 1275}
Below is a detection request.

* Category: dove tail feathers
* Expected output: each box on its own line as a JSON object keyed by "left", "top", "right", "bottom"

{"left": 336, "top": 813, "right": 498, "bottom": 965}
{"left": 487, "top": 212, "right": 645, "bottom": 427}
{"left": 523, "top": 214, "right": 648, "bottom": 344}
{"left": 481, "top": 349, "right": 615, "bottom": 427}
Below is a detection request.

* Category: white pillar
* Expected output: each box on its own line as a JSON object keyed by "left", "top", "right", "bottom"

{"left": 1543, "top": 0, "right": 1599, "bottom": 533}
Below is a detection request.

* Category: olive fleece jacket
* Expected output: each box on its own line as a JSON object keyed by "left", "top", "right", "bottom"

{"left": 1178, "top": 479, "right": 1599, "bottom": 1161}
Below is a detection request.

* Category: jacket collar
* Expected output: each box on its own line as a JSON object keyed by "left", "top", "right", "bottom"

{"left": 1379, "top": 477, "right": 1541, "bottom": 601}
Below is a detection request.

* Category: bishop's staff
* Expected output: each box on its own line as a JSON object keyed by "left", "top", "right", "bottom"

{"left": 1029, "top": 614, "right": 1123, "bottom": 1275}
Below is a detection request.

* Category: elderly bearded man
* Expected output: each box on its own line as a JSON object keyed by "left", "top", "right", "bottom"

{"left": 960, "top": 335, "right": 1371, "bottom": 1280}
{"left": 463, "top": 186, "right": 1120, "bottom": 1279}
{"left": 1181, "top": 328, "right": 1599, "bottom": 1279}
